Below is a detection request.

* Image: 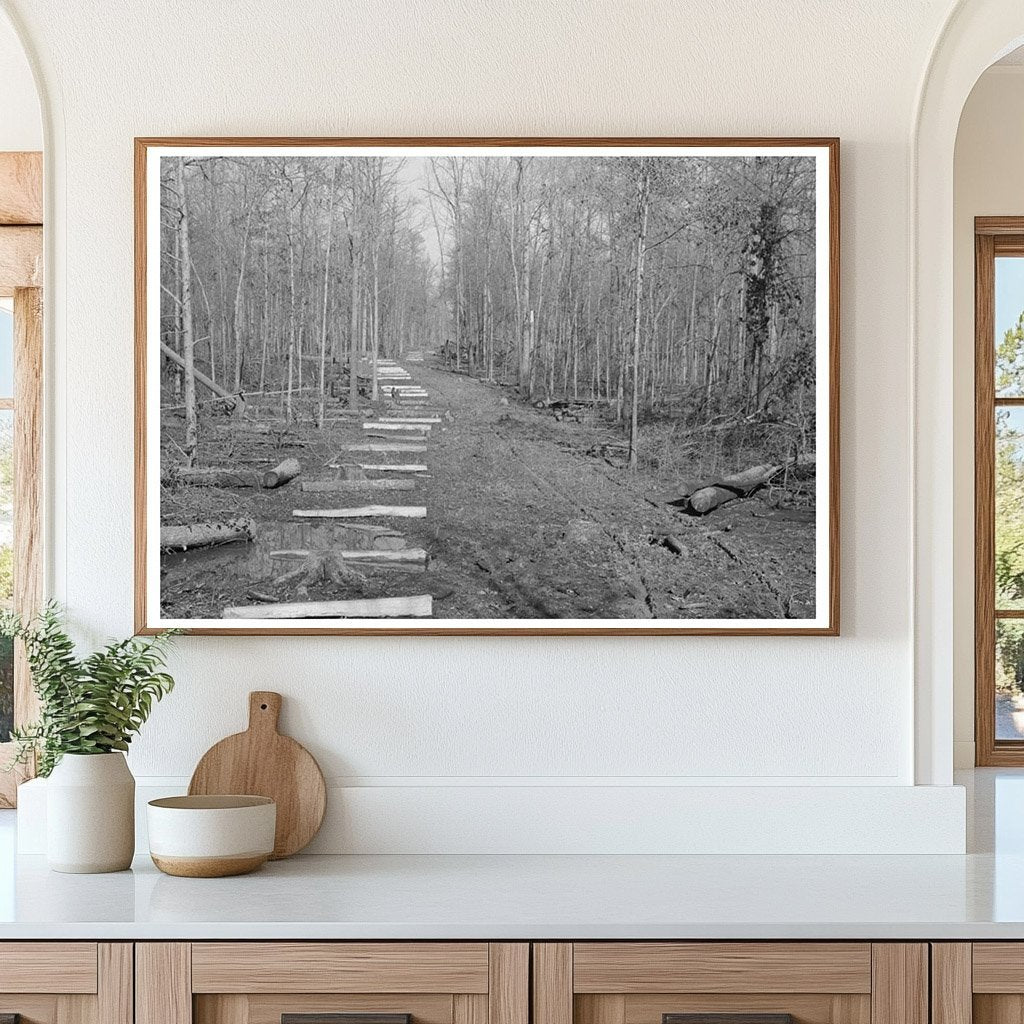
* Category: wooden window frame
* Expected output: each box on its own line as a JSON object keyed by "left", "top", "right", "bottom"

{"left": 0, "top": 151, "right": 43, "bottom": 807}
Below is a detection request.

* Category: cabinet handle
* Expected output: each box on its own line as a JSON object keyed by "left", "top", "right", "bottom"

{"left": 664, "top": 1016, "right": 794, "bottom": 1024}
{"left": 283, "top": 1015, "right": 411, "bottom": 1024}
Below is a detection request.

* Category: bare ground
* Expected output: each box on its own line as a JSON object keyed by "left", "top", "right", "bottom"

{"left": 160, "top": 358, "right": 816, "bottom": 621}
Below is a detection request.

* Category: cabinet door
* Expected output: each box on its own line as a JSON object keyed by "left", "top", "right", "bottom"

{"left": 533, "top": 944, "right": 927, "bottom": 1024}
{"left": 939, "top": 943, "right": 1024, "bottom": 1024}
{"left": 0, "top": 943, "right": 131, "bottom": 1024}
{"left": 137, "top": 943, "right": 528, "bottom": 1024}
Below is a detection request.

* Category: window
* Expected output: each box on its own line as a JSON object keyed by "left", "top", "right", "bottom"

{"left": 975, "top": 219, "right": 1024, "bottom": 764}
{"left": 0, "top": 151, "right": 42, "bottom": 806}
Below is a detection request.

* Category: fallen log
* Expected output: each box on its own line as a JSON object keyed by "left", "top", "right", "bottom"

{"left": 163, "top": 466, "right": 263, "bottom": 488}
{"left": 301, "top": 478, "right": 416, "bottom": 492}
{"left": 340, "top": 443, "right": 427, "bottom": 453}
{"left": 160, "top": 342, "right": 244, "bottom": 413}
{"left": 677, "top": 462, "right": 790, "bottom": 515}
{"left": 293, "top": 505, "right": 427, "bottom": 519}
{"left": 160, "top": 518, "right": 255, "bottom": 551}
{"left": 270, "top": 548, "right": 427, "bottom": 564}
{"left": 222, "top": 595, "right": 433, "bottom": 619}
{"left": 262, "top": 457, "right": 301, "bottom": 488}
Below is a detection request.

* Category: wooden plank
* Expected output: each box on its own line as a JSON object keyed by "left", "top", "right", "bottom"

{"left": 194, "top": 995, "right": 248, "bottom": 1024}
{"left": 352, "top": 463, "right": 429, "bottom": 473}
{"left": 972, "top": 943, "right": 1024, "bottom": 991}
{"left": 0, "top": 943, "right": 97, "bottom": 993}
{"left": 191, "top": 942, "right": 488, "bottom": 993}
{"left": 362, "top": 423, "right": 431, "bottom": 432}
{"left": 271, "top": 548, "right": 427, "bottom": 564}
{"left": 136, "top": 944, "right": 191, "bottom": 1024}
{"left": 11, "top": 287, "right": 42, "bottom": 791}
{"left": 454, "top": 995, "right": 487, "bottom": 1024}
{"left": 339, "top": 443, "right": 427, "bottom": 453}
{"left": 575, "top": 996, "right": 624, "bottom": 1024}
{"left": 931, "top": 944, "right": 972, "bottom": 1024}
{"left": 293, "top": 505, "right": 426, "bottom": 518}
{"left": 572, "top": 943, "right": 872, "bottom": 994}
{"left": 0, "top": 152, "right": 42, "bottom": 225}
{"left": 973, "top": 995, "right": 1024, "bottom": 1024}
{"left": 534, "top": 944, "right": 573, "bottom": 1024}
{"left": 301, "top": 479, "right": 416, "bottom": 491}
{"left": 223, "top": 595, "right": 433, "bottom": 618}
{"left": 379, "top": 417, "right": 441, "bottom": 424}
{"left": 490, "top": 944, "right": 529, "bottom": 1024}
{"left": 98, "top": 944, "right": 133, "bottom": 1024}
{"left": 0, "top": 226, "right": 42, "bottom": 294}
{"left": 870, "top": 945, "right": 927, "bottom": 1024}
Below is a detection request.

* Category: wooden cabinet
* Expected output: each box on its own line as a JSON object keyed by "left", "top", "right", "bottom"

{"left": 0, "top": 943, "right": 132, "bottom": 1024}
{"left": 532, "top": 944, "right": 929, "bottom": 1024}
{"left": 932, "top": 943, "right": 1024, "bottom": 1024}
{"left": 136, "top": 944, "right": 528, "bottom": 1024}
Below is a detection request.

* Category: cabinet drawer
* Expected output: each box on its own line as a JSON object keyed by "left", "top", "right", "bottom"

{"left": 139, "top": 943, "right": 528, "bottom": 1024}
{"left": 0, "top": 943, "right": 130, "bottom": 1024}
{"left": 534, "top": 944, "right": 926, "bottom": 1024}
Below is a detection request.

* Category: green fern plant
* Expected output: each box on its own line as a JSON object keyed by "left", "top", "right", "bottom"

{"left": 0, "top": 603, "right": 179, "bottom": 777}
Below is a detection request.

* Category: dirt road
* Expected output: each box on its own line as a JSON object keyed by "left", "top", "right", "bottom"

{"left": 161, "top": 356, "right": 816, "bottom": 621}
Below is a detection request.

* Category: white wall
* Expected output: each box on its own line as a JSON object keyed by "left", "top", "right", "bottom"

{"left": 0, "top": 11, "right": 39, "bottom": 151}
{"left": 2, "top": 0, "right": 971, "bottom": 852}
{"left": 952, "top": 66, "right": 1024, "bottom": 767}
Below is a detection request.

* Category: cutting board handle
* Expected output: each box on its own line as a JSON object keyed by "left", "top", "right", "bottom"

{"left": 248, "top": 691, "right": 282, "bottom": 734}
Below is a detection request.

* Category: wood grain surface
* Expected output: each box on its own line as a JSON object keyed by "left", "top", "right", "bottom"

{"left": 188, "top": 691, "right": 326, "bottom": 858}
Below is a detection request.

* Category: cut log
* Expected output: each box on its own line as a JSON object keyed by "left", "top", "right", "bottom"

{"left": 301, "top": 478, "right": 416, "bottom": 492}
{"left": 270, "top": 548, "right": 427, "bottom": 564}
{"left": 293, "top": 506, "right": 427, "bottom": 519}
{"left": 160, "top": 341, "right": 243, "bottom": 412}
{"left": 160, "top": 518, "right": 255, "bottom": 551}
{"left": 262, "top": 457, "right": 301, "bottom": 488}
{"left": 680, "top": 463, "right": 783, "bottom": 515}
{"left": 339, "top": 443, "right": 427, "bottom": 453}
{"left": 222, "top": 595, "right": 433, "bottom": 619}
{"left": 163, "top": 466, "right": 263, "bottom": 488}
{"left": 362, "top": 422, "right": 431, "bottom": 432}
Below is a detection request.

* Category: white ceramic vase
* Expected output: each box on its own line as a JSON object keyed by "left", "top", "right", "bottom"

{"left": 46, "top": 752, "right": 135, "bottom": 873}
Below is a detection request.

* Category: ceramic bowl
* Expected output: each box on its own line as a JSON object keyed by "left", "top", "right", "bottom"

{"left": 147, "top": 795, "right": 276, "bottom": 877}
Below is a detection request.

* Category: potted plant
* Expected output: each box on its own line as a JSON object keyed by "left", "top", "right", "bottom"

{"left": 2, "top": 603, "right": 178, "bottom": 873}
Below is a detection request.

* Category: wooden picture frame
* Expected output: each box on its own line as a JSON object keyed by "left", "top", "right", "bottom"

{"left": 135, "top": 137, "right": 840, "bottom": 636}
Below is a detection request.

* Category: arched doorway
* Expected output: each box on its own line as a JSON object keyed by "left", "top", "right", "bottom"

{"left": 914, "top": 1, "right": 1024, "bottom": 785}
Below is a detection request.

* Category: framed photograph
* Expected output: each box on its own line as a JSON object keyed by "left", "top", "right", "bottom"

{"left": 135, "top": 137, "right": 838, "bottom": 635}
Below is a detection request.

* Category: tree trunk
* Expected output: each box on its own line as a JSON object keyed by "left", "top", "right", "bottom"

{"left": 176, "top": 157, "right": 199, "bottom": 467}
{"left": 318, "top": 163, "right": 338, "bottom": 429}
{"left": 627, "top": 158, "right": 650, "bottom": 472}
{"left": 160, "top": 518, "right": 255, "bottom": 551}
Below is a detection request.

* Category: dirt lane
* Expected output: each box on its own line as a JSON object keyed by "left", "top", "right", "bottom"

{"left": 161, "top": 356, "right": 816, "bottom": 621}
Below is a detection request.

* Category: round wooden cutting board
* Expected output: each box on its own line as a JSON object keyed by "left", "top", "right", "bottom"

{"left": 188, "top": 691, "right": 327, "bottom": 859}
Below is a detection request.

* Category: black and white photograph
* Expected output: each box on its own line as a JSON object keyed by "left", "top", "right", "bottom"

{"left": 136, "top": 139, "right": 838, "bottom": 634}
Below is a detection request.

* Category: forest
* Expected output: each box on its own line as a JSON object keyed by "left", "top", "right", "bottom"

{"left": 156, "top": 150, "right": 822, "bottom": 623}
{"left": 160, "top": 153, "right": 818, "bottom": 472}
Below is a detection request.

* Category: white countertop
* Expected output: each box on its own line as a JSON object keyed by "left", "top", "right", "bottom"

{"left": 0, "top": 769, "right": 1021, "bottom": 941}
{"left": 0, "top": 849, "right": 1021, "bottom": 940}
